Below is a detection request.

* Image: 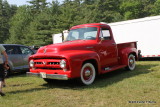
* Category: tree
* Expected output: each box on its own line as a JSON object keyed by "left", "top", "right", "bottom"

{"left": 120, "top": 0, "right": 157, "bottom": 20}
{"left": 58, "top": 0, "right": 78, "bottom": 29}
{"left": 153, "top": 0, "right": 160, "bottom": 15}
{"left": 7, "top": 6, "right": 33, "bottom": 44}
{"left": 25, "top": 11, "right": 54, "bottom": 46}
{"left": 28, "top": 0, "right": 48, "bottom": 14}
{"left": 23, "top": 1, "right": 61, "bottom": 46}
{"left": 0, "top": 0, "right": 17, "bottom": 43}
{"left": 120, "top": 1, "right": 143, "bottom": 20}
{"left": 0, "top": 0, "right": 3, "bottom": 43}
{"left": 4, "top": 0, "right": 160, "bottom": 45}
{"left": 90, "top": 0, "right": 122, "bottom": 23}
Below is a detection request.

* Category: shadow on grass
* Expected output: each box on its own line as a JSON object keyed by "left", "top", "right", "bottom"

{"left": 6, "top": 71, "right": 28, "bottom": 79}
{"left": 8, "top": 87, "right": 48, "bottom": 94}
{"left": 40, "top": 63, "right": 158, "bottom": 89}
{"left": 9, "top": 83, "right": 33, "bottom": 87}
{"left": 6, "top": 62, "right": 159, "bottom": 95}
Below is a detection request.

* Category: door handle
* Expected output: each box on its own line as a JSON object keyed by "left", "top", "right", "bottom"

{"left": 86, "top": 47, "right": 93, "bottom": 49}
{"left": 112, "top": 43, "right": 116, "bottom": 45}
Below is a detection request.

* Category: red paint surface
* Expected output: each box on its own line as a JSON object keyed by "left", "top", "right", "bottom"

{"left": 29, "top": 23, "right": 138, "bottom": 79}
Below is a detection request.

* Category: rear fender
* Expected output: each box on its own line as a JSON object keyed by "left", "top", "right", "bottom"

{"left": 119, "top": 48, "right": 138, "bottom": 65}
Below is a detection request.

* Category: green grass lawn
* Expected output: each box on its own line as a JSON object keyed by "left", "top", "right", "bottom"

{"left": 0, "top": 61, "right": 160, "bottom": 107}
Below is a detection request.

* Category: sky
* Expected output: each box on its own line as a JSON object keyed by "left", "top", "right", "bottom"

{"left": 7, "top": 0, "right": 63, "bottom": 6}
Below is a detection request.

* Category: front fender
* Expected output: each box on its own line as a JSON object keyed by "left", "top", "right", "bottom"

{"left": 63, "top": 50, "right": 100, "bottom": 78}
{"left": 119, "top": 48, "right": 138, "bottom": 65}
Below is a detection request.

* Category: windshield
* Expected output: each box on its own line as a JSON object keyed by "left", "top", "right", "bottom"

{"left": 66, "top": 27, "right": 97, "bottom": 41}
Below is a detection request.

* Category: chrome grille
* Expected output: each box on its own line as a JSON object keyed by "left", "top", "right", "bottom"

{"left": 35, "top": 62, "right": 43, "bottom": 64}
{"left": 48, "top": 62, "right": 59, "bottom": 65}
{"left": 34, "top": 59, "right": 61, "bottom": 69}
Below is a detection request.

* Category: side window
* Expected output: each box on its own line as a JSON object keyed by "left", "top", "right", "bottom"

{"left": 101, "top": 28, "right": 111, "bottom": 40}
{"left": 4, "top": 46, "right": 12, "bottom": 55}
{"left": 20, "top": 46, "right": 34, "bottom": 55}
{"left": 4, "top": 46, "right": 21, "bottom": 54}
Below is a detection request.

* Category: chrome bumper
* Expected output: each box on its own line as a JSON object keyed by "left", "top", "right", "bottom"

{"left": 26, "top": 72, "right": 68, "bottom": 80}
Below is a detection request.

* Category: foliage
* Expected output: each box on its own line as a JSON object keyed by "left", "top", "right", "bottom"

{"left": 1, "top": 0, "right": 160, "bottom": 46}
{"left": 153, "top": 0, "right": 160, "bottom": 15}
{"left": 6, "top": 6, "right": 33, "bottom": 44}
{"left": 0, "top": 0, "right": 17, "bottom": 43}
{"left": 25, "top": 10, "right": 55, "bottom": 46}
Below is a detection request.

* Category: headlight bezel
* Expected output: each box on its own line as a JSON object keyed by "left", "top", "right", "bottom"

{"left": 60, "top": 59, "right": 67, "bottom": 68}
{"left": 29, "top": 60, "right": 34, "bottom": 68}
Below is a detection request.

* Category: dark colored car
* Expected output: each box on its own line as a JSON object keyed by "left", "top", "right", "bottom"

{"left": 1, "top": 44, "right": 35, "bottom": 76}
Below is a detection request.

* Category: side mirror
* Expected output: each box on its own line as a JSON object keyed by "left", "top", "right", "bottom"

{"left": 100, "top": 36, "right": 105, "bottom": 40}
{"left": 63, "top": 39, "right": 67, "bottom": 42}
{"left": 98, "top": 37, "right": 104, "bottom": 44}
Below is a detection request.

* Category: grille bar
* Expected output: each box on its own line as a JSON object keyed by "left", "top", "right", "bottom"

{"left": 34, "top": 59, "right": 61, "bottom": 68}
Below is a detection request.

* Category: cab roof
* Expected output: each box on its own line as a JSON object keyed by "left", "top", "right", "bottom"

{"left": 70, "top": 23, "right": 110, "bottom": 30}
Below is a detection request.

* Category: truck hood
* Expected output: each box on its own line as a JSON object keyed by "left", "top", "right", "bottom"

{"left": 37, "top": 40, "right": 97, "bottom": 54}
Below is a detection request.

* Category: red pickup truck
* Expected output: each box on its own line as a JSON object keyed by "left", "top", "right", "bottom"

{"left": 27, "top": 23, "right": 138, "bottom": 85}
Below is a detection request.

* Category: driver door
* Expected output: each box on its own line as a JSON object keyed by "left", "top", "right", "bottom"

{"left": 98, "top": 27, "right": 118, "bottom": 68}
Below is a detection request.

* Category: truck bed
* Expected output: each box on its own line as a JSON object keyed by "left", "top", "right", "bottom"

{"left": 117, "top": 41, "right": 138, "bottom": 64}
{"left": 117, "top": 41, "right": 137, "bottom": 51}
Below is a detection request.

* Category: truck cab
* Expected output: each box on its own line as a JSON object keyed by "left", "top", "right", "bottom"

{"left": 27, "top": 23, "right": 138, "bottom": 85}
{"left": 67, "top": 23, "right": 118, "bottom": 67}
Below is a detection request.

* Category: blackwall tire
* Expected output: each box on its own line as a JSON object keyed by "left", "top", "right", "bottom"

{"left": 80, "top": 63, "right": 96, "bottom": 85}
{"left": 125, "top": 54, "right": 136, "bottom": 71}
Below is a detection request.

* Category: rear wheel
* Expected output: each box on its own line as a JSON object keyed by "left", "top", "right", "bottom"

{"left": 125, "top": 54, "right": 136, "bottom": 71}
{"left": 80, "top": 63, "right": 96, "bottom": 85}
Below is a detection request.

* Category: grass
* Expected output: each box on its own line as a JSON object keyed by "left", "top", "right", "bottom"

{"left": 0, "top": 61, "right": 160, "bottom": 107}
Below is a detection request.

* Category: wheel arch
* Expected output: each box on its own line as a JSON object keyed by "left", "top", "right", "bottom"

{"left": 125, "top": 53, "right": 136, "bottom": 71}
{"left": 129, "top": 52, "right": 138, "bottom": 61}
{"left": 123, "top": 52, "right": 137, "bottom": 65}
{"left": 82, "top": 59, "right": 99, "bottom": 75}
{"left": 119, "top": 47, "right": 138, "bottom": 65}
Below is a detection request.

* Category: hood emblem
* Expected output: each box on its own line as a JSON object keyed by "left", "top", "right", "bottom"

{"left": 44, "top": 48, "right": 47, "bottom": 53}
{"left": 43, "top": 61, "right": 46, "bottom": 65}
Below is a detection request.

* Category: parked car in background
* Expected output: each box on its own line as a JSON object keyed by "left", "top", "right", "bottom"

{"left": 29, "top": 45, "right": 40, "bottom": 53}
{"left": 1, "top": 44, "right": 35, "bottom": 76}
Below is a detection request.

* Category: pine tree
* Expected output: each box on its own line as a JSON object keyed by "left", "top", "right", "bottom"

{"left": 7, "top": 6, "right": 33, "bottom": 44}
{"left": 0, "top": 0, "right": 3, "bottom": 43}
{"left": 25, "top": 11, "right": 54, "bottom": 46}
{"left": 0, "top": 0, "right": 17, "bottom": 43}
{"left": 153, "top": 0, "right": 160, "bottom": 15}
{"left": 28, "top": 0, "right": 48, "bottom": 13}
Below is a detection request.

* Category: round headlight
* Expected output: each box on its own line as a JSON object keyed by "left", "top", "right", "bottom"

{"left": 29, "top": 60, "right": 34, "bottom": 67}
{"left": 60, "top": 60, "right": 66, "bottom": 68}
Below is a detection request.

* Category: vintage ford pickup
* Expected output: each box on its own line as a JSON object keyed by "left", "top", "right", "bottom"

{"left": 27, "top": 23, "right": 138, "bottom": 85}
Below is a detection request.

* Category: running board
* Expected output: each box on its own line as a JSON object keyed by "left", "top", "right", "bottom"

{"left": 101, "top": 65, "right": 126, "bottom": 74}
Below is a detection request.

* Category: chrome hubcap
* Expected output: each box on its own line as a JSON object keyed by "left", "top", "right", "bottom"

{"left": 85, "top": 70, "right": 91, "bottom": 77}
{"left": 130, "top": 59, "right": 134, "bottom": 65}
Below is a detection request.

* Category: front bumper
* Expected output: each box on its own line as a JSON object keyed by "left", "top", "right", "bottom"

{"left": 26, "top": 72, "right": 68, "bottom": 80}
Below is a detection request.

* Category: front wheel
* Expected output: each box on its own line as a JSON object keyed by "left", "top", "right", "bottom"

{"left": 125, "top": 54, "right": 136, "bottom": 71}
{"left": 80, "top": 63, "right": 96, "bottom": 85}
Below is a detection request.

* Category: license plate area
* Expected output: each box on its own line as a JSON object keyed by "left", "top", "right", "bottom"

{"left": 40, "top": 72, "right": 46, "bottom": 78}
